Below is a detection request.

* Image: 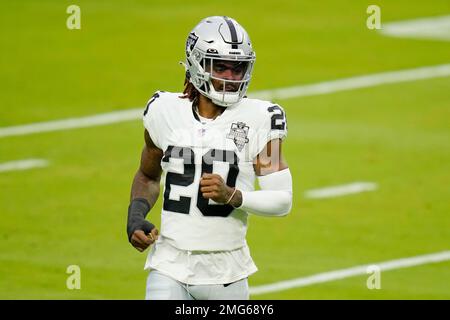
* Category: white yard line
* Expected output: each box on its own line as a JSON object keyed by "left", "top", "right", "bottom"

{"left": 380, "top": 15, "right": 450, "bottom": 42}
{"left": 252, "top": 63, "right": 450, "bottom": 100}
{"left": 0, "top": 108, "right": 142, "bottom": 138}
{"left": 249, "top": 250, "right": 450, "bottom": 295}
{"left": 0, "top": 159, "right": 49, "bottom": 173}
{"left": 1, "top": 63, "right": 450, "bottom": 139}
{"left": 304, "top": 182, "right": 378, "bottom": 199}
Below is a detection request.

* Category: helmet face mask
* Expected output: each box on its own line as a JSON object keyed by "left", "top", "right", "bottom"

{"left": 184, "top": 16, "right": 256, "bottom": 107}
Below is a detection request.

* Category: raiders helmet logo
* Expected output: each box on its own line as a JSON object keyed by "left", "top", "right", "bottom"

{"left": 186, "top": 32, "right": 199, "bottom": 56}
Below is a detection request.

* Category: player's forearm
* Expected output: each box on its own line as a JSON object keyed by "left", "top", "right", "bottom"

{"left": 127, "top": 169, "right": 159, "bottom": 242}
{"left": 130, "top": 169, "right": 161, "bottom": 208}
{"left": 238, "top": 190, "right": 292, "bottom": 216}
{"left": 231, "top": 168, "right": 293, "bottom": 217}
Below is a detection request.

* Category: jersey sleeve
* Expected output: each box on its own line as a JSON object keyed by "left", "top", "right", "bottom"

{"left": 252, "top": 103, "right": 288, "bottom": 158}
{"left": 142, "top": 91, "right": 165, "bottom": 149}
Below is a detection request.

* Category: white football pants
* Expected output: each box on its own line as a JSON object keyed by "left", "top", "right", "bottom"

{"left": 145, "top": 270, "right": 249, "bottom": 300}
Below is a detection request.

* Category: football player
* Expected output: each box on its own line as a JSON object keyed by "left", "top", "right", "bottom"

{"left": 127, "top": 16, "right": 293, "bottom": 300}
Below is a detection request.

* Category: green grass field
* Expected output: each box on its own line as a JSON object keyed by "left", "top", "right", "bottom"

{"left": 0, "top": 0, "right": 449, "bottom": 299}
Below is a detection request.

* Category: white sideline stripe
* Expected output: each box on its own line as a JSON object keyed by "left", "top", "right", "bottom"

{"left": 380, "top": 15, "right": 450, "bottom": 42}
{"left": 249, "top": 250, "right": 450, "bottom": 295}
{"left": 1, "top": 63, "right": 450, "bottom": 139}
{"left": 0, "top": 159, "right": 49, "bottom": 172}
{"left": 304, "top": 182, "right": 377, "bottom": 199}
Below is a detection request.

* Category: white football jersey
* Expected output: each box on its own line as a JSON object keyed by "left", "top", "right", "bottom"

{"left": 143, "top": 91, "right": 287, "bottom": 251}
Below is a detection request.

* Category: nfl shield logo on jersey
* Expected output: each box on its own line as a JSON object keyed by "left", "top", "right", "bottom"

{"left": 226, "top": 122, "right": 249, "bottom": 152}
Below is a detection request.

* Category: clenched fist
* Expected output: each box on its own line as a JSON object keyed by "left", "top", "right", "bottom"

{"left": 130, "top": 227, "right": 159, "bottom": 252}
{"left": 200, "top": 173, "right": 242, "bottom": 207}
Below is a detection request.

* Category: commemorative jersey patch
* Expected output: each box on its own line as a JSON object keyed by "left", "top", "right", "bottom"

{"left": 226, "top": 122, "right": 249, "bottom": 152}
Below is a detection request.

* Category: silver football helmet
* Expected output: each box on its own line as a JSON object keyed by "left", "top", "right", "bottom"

{"left": 183, "top": 16, "right": 256, "bottom": 107}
